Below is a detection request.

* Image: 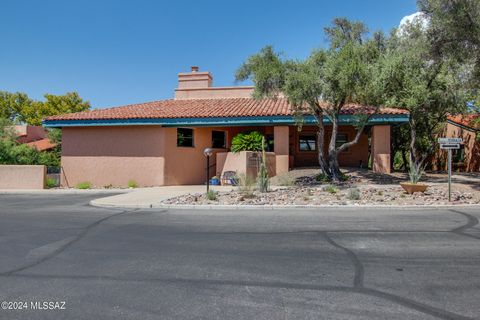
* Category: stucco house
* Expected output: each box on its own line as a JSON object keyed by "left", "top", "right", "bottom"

{"left": 439, "top": 114, "right": 479, "bottom": 172}
{"left": 43, "top": 67, "right": 409, "bottom": 187}
{"left": 14, "top": 125, "right": 56, "bottom": 151}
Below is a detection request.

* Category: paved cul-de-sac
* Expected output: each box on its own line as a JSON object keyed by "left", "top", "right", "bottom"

{"left": 0, "top": 194, "right": 479, "bottom": 320}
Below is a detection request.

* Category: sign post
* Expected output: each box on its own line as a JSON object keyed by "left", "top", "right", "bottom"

{"left": 438, "top": 138, "right": 462, "bottom": 202}
{"left": 448, "top": 149, "right": 452, "bottom": 202}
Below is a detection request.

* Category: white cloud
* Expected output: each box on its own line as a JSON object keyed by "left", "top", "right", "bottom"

{"left": 399, "top": 12, "right": 429, "bottom": 30}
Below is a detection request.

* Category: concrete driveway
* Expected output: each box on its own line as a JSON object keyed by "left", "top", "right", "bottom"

{"left": 0, "top": 194, "right": 479, "bottom": 319}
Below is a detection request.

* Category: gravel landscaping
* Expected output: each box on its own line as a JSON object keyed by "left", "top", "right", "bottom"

{"left": 162, "top": 169, "right": 480, "bottom": 206}
{"left": 162, "top": 184, "right": 480, "bottom": 206}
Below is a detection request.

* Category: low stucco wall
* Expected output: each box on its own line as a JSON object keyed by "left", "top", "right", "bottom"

{"left": 216, "top": 151, "right": 276, "bottom": 180}
{"left": 0, "top": 165, "right": 45, "bottom": 189}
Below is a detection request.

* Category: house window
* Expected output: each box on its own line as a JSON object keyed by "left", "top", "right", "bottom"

{"left": 177, "top": 128, "right": 194, "bottom": 147}
{"left": 336, "top": 133, "right": 348, "bottom": 151}
{"left": 299, "top": 134, "right": 316, "bottom": 151}
{"left": 212, "top": 130, "right": 226, "bottom": 148}
{"left": 266, "top": 134, "right": 274, "bottom": 152}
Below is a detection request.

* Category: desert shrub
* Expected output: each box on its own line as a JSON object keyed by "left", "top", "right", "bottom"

{"left": 315, "top": 173, "right": 329, "bottom": 183}
{"left": 339, "top": 172, "right": 349, "bottom": 181}
{"left": 75, "top": 181, "right": 92, "bottom": 189}
{"left": 237, "top": 173, "right": 255, "bottom": 196}
{"left": 206, "top": 189, "right": 218, "bottom": 201}
{"left": 325, "top": 185, "right": 337, "bottom": 194}
{"left": 128, "top": 180, "right": 138, "bottom": 188}
{"left": 276, "top": 174, "right": 295, "bottom": 186}
{"left": 46, "top": 177, "right": 57, "bottom": 188}
{"left": 231, "top": 131, "right": 264, "bottom": 153}
{"left": 347, "top": 188, "right": 361, "bottom": 200}
{"left": 257, "top": 136, "right": 269, "bottom": 193}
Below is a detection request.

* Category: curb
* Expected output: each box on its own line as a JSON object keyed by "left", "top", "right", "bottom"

{"left": 0, "top": 189, "right": 132, "bottom": 195}
{"left": 89, "top": 200, "right": 480, "bottom": 210}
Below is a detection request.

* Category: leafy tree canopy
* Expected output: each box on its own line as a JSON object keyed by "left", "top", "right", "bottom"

{"left": 236, "top": 18, "right": 386, "bottom": 180}
{"left": 0, "top": 91, "right": 90, "bottom": 126}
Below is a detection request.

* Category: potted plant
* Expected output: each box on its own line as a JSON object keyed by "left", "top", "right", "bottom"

{"left": 400, "top": 160, "right": 428, "bottom": 194}
{"left": 210, "top": 176, "right": 220, "bottom": 185}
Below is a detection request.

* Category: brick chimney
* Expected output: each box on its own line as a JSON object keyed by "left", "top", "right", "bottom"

{"left": 177, "top": 66, "right": 213, "bottom": 89}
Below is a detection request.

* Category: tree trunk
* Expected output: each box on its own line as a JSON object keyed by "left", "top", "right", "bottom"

{"left": 327, "top": 115, "right": 343, "bottom": 181}
{"left": 328, "top": 112, "right": 372, "bottom": 182}
{"left": 409, "top": 116, "right": 418, "bottom": 166}
{"left": 314, "top": 108, "right": 330, "bottom": 176}
{"left": 401, "top": 149, "right": 408, "bottom": 172}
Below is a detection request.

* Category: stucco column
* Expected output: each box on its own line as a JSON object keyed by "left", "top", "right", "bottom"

{"left": 372, "top": 125, "right": 391, "bottom": 174}
{"left": 274, "top": 126, "right": 289, "bottom": 175}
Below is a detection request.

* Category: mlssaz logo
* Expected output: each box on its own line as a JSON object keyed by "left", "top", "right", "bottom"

{"left": 30, "top": 301, "right": 66, "bottom": 310}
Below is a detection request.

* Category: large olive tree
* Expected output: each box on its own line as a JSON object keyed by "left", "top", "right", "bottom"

{"left": 236, "top": 18, "right": 384, "bottom": 181}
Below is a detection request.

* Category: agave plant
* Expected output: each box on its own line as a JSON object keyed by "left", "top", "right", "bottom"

{"left": 408, "top": 159, "right": 425, "bottom": 184}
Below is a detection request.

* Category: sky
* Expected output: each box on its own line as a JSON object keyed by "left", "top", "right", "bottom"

{"left": 0, "top": 0, "right": 417, "bottom": 109}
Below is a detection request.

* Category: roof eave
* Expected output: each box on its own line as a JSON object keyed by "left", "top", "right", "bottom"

{"left": 43, "top": 114, "right": 409, "bottom": 128}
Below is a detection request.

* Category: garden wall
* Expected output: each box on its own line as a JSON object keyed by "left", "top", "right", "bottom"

{"left": 0, "top": 165, "right": 46, "bottom": 189}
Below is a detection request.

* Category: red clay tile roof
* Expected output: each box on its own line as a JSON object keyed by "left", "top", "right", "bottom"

{"left": 45, "top": 98, "right": 409, "bottom": 121}
{"left": 25, "top": 138, "right": 57, "bottom": 151}
{"left": 448, "top": 114, "right": 480, "bottom": 130}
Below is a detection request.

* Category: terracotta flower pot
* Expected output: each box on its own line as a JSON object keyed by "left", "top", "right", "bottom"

{"left": 400, "top": 182, "right": 428, "bottom": 194}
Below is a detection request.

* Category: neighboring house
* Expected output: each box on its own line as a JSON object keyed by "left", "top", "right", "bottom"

{"left": 14, "top": 125, "right": 56, "bottom": 151}
{"left": 43, "top": 67, "right": 409, "bottom": 187}
{"left": 440, "top": 114, "right": 480, "bottom": 172}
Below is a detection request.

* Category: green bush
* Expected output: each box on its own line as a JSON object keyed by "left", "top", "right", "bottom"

{"left": 315, "top": 173, "right": 329, "bottom": 183}
{"left": 206, "top": 189, "right": 218, "bottom": 201}
{"left": 128, "top": 180, "right": 138, "bottom": 188}
{"left": 46, "top": 177, "right": 57, "bottom": 188}
{"left": 75, "top": 182, "right": 92, "bottom": 189}
{"left": 325, "top": 185, "right": 337, "bottom": 194}
{"left": 347, "top": 188, "right": 361, "bottom": 200}
{"left": 231, "top": 131, "right": 265, "bottom": 153}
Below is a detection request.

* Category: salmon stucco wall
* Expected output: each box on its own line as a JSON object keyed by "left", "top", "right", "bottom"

{"left": 162, "top": 127, "right": 228, "bottom": 185}
{"left": 371, "top": 125, "right": 391, "bottom": 174}
{"left": 0, "top": 165, "right": 45, "bottom": 189}
{"left": 61, "top": 126, "right": 166, "bottom": 187}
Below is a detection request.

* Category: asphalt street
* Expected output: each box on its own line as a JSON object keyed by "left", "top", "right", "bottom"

{"left": 0, "top": 194, "right": 479, "bottom": 319}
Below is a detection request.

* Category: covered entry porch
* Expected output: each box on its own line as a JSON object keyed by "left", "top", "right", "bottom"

{"left": 213, "top": 123, "right": 393, "bottom": 180}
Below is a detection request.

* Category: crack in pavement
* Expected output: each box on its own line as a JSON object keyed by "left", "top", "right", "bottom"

{"left": 322, "top": 232, "right": 364, "bottom": 288}
{"left": 449, "top": 209, "right": 480, "bottom": 240}
{"left": 0, "top": 208, "right": 143, "bottom": 276}
{"left": 1, "top": 272, "right": 473, "bottom": 320}
{"left": 320, "top": 231, "right": 475, "bottom": 320}
{"left": 1, "top": 207, "right": 478, "bottom": 320}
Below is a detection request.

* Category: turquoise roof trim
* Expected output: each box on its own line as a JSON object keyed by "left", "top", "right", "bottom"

{"left": 43, "top": 114, "right": 409, "bottom": 128}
